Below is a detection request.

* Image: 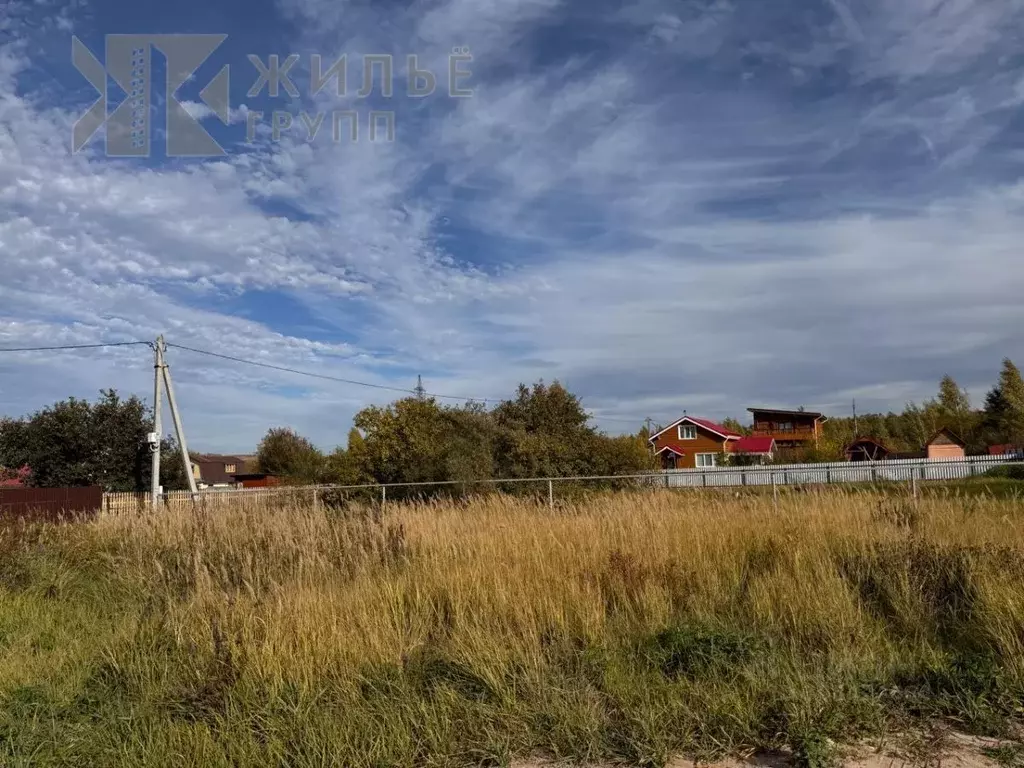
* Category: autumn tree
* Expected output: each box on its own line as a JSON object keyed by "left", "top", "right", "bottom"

{"left": 935, "top": 374, "right": 974, "bottom": 440}
{"left": 255, "top": 427, "right": 325, "bottom": 484}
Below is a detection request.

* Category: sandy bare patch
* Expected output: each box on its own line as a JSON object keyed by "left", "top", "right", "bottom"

{"left": 512, "top": 731, "right": 1022, "bottom": 768}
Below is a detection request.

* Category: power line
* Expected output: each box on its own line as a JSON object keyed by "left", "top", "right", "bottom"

{"left": 0, "top": 341, "right": 150, "bottom": 353}
{"left": 0, "top": 337, "right": 650, "bottom": 426}
{"left": 165, "top": 342, "right": 501, "bottom": 403}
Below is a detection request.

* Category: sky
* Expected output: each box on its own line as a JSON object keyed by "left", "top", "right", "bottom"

{"left": 1, "top": 0, "right": 1023, "bottom": 452}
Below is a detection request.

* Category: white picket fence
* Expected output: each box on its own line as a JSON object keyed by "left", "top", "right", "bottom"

{"left": 660, "top": 454, "right": 1022, "bottom": 488}
{"left": 101, "top": 455, "right": 1023, "bottom": 512}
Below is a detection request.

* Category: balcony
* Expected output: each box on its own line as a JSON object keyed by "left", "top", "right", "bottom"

{"left": 751, "top": 426, "right": 818, "bottom": 441}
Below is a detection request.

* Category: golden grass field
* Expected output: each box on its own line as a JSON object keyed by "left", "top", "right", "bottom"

{"left": 1, "top": 488, "right": 1023, "bottom": 766}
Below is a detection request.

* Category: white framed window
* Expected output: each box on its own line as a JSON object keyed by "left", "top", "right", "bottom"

{"left": 678, "top": 424, "right": 697, "bottom": 440}
{"left": 696, "top": 453, "right": 718, "bottom": 468}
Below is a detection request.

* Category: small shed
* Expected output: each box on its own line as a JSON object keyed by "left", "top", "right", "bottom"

{"left": 845, "top": 438, "right": 890, "bottom": 462}
{"left": 926, "top": 429, "right": 965, "bottom": 460}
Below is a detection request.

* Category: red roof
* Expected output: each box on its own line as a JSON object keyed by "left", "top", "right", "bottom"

{"left": 648, "top": 415, "right": 742, "bottom": 443}
{"left": 730, "top": 436, "right": 775, "bottom": 454}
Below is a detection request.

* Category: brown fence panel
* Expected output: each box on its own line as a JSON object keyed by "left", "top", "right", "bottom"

{"left": 0, "top": 486, "right": 103, "bottom": 522}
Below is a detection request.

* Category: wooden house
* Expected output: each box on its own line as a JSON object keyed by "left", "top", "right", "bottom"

{"left": 747, "top": 408, "right": 826, "bottom": 449}
{"left": 649, "top": 416, "right": 742, "bottom": 470}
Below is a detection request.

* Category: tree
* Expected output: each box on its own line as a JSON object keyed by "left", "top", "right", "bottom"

{"left": 997, "top": 358, "right": 1024, "bottom": 445}
{"left": 721, "top": 417, "right": 749, "bottom": 436}
{"left": 935, "top": 375, "right": 974, "bottom": 440}
{"left": 0, "top": 390, "right": 152, "bottom": 491}
{"left": 353, "top": 398, "right": 496, "bottom": 492}
{"left": 255, "top": 427, "right": 325, "bottom": 484}
{"left": 979, "top": 386, "right": 1010, "bottom": 446}
{"left": 492, "top": 381, "right": 595, "bottom": 479}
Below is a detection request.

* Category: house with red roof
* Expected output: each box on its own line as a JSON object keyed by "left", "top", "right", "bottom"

{"left": 648, "top": 415, "right": 742, "bottom": 470}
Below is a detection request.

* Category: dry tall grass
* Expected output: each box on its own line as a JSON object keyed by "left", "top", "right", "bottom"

{"left": 1, "top": 489, "right": 1023, "bottom": 766}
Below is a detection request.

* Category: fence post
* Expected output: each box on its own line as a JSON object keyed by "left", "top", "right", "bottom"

{"left": 772, "top": 473, "right": 778, "bottom": 509}
{"left": 381, "top": 484, "right": 386, "bottom": 511}
{"left": 548, "top": 479, "right": 554, "bottom": 509}
{"left": 312, "top": 487, "right": 319, "bottom": 511}
{"left": 702, "top": 471, "right": 707, "bottom": 488}
{"left": 826, "top": 467, "right": 831, "bottom": 484}
{"left": 911, "top": 474, "right": 918, "bottom": 502}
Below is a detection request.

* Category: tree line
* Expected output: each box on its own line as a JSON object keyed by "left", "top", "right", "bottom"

{"left": 1, "top": 361, "right": 1021, "bottom": 492}
{"left": 0, "top": 381, "right": 655, "bottom": 492}
{"left": 254, "top": 381, "right": 656, "bottom": 495}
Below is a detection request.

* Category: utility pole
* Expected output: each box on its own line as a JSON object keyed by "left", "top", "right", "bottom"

{"left": 852, "top": 399, "right": 858, "bottom": 436}
{"left": 149, "top": 336, "right": 199, "bottom": 507}
{"left": 161, "top": 345, "right": 199, "bottom": 499}
{"left": 149, "top": 338, "right": 164, "bottom": 509}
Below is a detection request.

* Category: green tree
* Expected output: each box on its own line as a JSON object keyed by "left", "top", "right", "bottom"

{"left": 353, "top": 398, "right": 496, "bottom": 492}
{"left": 492, "top": 381, "right": 595, "bottom": 479}
{"left": 0, "top": 390, "right": 152, "bottom": 491}
{"left": 997, "top": 358, "right": 1024, "bottom": 445}
{"left": 721, "top": 417, "right": 749, "bottom": 436}
{"left": 935, "top": 375, "right": 974, "bottom": 440}
{"left": 979, "top": 386, "right": 1010, "bottom": 446}
{"left": 255, "top": 427, "right": 325, "bottom": 484}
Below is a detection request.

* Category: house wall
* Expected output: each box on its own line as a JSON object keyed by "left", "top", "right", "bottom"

{"left": 652, "top": 425, "right": 728, "bottom": 469}
{"left": 750, "top": 412, "right": 821, "bottom": 442}
{"left": 927, "top": 443, "right": 965, "bottom": 460}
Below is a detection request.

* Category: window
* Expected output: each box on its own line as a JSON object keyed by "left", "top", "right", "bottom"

{"left": 678, "top": 424, "right": 697, "bottom": 440}
{"left": 778, "top": 422, "right": 793, "bottom": 432}
{"left": 225, "top": 464, "right": 236, "bottom": 474}
{"left": 696, "top": 453, "right": 718, "bottom": 468}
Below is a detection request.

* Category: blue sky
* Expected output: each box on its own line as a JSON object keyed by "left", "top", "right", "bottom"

{"left": 1, "top": 0, "right": 1023, "bottom": 452}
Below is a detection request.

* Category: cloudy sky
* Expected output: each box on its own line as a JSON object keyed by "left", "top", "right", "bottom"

{"left": 1, "top": 0, "right": 1022, "bottom": 451}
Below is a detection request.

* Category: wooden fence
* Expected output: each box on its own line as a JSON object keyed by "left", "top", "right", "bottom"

{"left": 103, "top": 487, "right": 318, "bottom": 514}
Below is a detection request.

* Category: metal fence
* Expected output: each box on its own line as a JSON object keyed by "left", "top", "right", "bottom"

{"left": 661, "top": 454, "right": 1023, "bottom": 488}
{"left": 0, "top": 486, "right": 103, "bottom": 521}
{"left": 102, "top": 455, "right": 1024, "bottom": 513}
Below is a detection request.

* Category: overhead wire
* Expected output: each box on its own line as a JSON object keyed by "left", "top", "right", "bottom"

{"left": 0, "top": 338, "right": 648, "bottom": 426}
{"left": 0, "top": 341, "right": 150, "bottom": 352}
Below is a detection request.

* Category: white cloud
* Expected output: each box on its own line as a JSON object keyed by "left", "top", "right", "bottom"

{"left": 0, "top": 0, "right": 1022, "bottom": 451}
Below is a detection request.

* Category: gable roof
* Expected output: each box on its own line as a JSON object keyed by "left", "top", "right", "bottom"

{"left": 654, "top": 445, "right": 686, "bottom": 456}
{"left": 730, "top": 436, "right": 776, "bottom": 454}
{"left": 926, "top": 428, "right": 965, "bottom": 447}
{"left": 649, "top": 415, "right": 743, "bottom": 443}
{"left": 747, "top": 407, "right": 826, "bottom": 421}
{"left": 845, "top": 437, "right": 890, "bottom": 453}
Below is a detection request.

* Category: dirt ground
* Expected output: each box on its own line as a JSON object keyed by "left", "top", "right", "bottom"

{"left": 513, "top": 730, "right": 1023, "bottom": 768}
